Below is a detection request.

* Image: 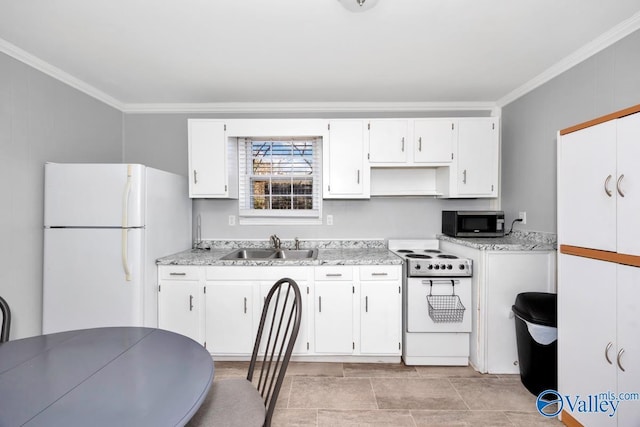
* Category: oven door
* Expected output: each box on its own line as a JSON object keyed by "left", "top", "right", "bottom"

{"left": 406, "top": 277, "right": 471, "bottom": 332}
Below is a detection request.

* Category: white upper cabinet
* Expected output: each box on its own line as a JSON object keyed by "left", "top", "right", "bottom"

{"left": 436, "top": 118, "right": 499, "bottom": 198}
{"left": 413, "top": 119, "right": 455, "bottom": 164}
{"left": 324, "top": 120, "right": 370, "bottom": 199}
{"left": 188, "top": 119, "right": 237, "bottom": 198}
{"left": 559, "top": 112, "right": 640, "bottom": 256}
{"left": 368, "top": 120, "right": 409, "bottom": 164}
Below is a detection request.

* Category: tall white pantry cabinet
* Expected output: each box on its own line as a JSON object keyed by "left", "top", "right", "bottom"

{"left": 557, "top": 105, "right": 640, "bottom": 427}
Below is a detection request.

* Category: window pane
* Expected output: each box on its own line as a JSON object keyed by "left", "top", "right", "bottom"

{"left": 251, "top": 196, "right": 270, "bottom": 210}
{"left": 293, "top": 196, "right": 313, "bottom": 210}
{"left": 252, "top": 141, "right": 272, "bottom": 175}
{"left": 271, "top": 179, "right": 292, "bottom": 195}
{"left": 292, "top": 179, "right": 312, "bottom": 195}
{"left": 251, "top": 179, "right": 270, "bottom": 195}
{"left": 272, "top": 196, "right": 291, "bottom": 210}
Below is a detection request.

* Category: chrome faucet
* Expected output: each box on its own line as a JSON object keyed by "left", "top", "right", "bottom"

{"left": 270, "top": 234, "right": 281, "bottom": 249}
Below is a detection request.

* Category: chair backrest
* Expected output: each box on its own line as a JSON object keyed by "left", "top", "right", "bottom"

{"left": 247, "top": 278, "right": 301, "bottom": 427}
{"left": 0, "top": 296, "right": 10, "bottom": 343}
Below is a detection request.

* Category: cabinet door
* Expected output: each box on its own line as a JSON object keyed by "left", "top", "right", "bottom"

{"left": 314, "top": 282, "right": 353, "bottom": 353}
{"left": 559, "top": 255, "right": 617, "bottom": 427}
{"left": 325, "top": 120, "right": 368, "bottom": 198}
{"left": 616, "top": 264, "right": 640, "bottom": 426}
{"left": 158, "top": 281, "right": 205, "bottom": 345}
{"left": 456, "top": 119, "right": 499, "bottom": 196}
{"left": 206, "top": 282, "right": 255, "bottom": 354}
{"left": 616, "top": 113, "right": 640, "bottom": 256}
{"left": 413, "top": 119, "right": 454, "bottom": 164}
{"left": 368, "top": 120, "right": 408, "bottom": 163}
{"left": 360, "top": 282, "right": 401, "bottom": 354}
{"left": 559, "top": 120, "right": 617, "bottom": 252}
{"left": 188, "top": 119, "right": 228, "bottom": 198}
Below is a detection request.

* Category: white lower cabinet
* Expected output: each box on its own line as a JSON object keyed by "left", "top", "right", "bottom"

{"left": 205, "top": 282, "right": 255, "bottom": 354}
{"left": 559, "top": 255, "right": 640, "bottom": 427}
{"left": 359, "top": 266, "right": 402, "bottom": 354}
{"left": 157, "top": 266, "right": 206, "bottom": 346}
{"left": 314, "top": 266, "right": 355, "bottom": 354}
{"left": 159, "top": 263, "right": 402, "bottom": 360}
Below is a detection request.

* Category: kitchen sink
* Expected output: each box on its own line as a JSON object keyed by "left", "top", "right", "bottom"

{"left": 220, "top": 248, "right": 318, "bottom": 261}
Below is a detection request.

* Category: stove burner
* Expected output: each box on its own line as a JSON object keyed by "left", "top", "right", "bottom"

{"left": 423, "top": 249, "right": 441, "bottom": 253}
{"left": 396, "top": 249, "right": 414, "bottom": 253}
{"left": 437, "top": 254, "right": 458, "bottom": 259}
{"left": 405, "top": 254, "right": 432, "bottom": 259}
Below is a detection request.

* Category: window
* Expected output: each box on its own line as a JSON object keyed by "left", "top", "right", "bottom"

{"left": 239, "top": 137, "right": 322, "bottom": 222}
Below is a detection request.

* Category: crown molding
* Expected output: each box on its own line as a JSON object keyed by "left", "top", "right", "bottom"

{"left": 121, "top": 101, "right": 497, "bottom": 114}
{"left": 497, "top": 11, "right": 640, "bottom": 108}
{"left": 0, "top": 38, "right": 125, "bottom": 111}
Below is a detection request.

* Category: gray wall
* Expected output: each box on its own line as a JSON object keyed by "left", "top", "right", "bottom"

{"left": 123, "top": 113, "right": 492, "bottom": 242}
{"left": 501, "top": 29, "right": 640, "bottom": 233}
{"left": 0, "top": 52, "right": 123, "bottom": 339}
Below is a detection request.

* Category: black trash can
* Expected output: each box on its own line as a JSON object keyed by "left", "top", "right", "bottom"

{"left": 512, "top": 292, "right": 557, "bottom": 397}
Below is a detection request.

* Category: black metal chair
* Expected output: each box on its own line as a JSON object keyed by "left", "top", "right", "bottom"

{"left": 188, "top": 278, "right": 302, "bottom": 427}
{"left": 0, "top": 296, "right": 10, "bottom": 343}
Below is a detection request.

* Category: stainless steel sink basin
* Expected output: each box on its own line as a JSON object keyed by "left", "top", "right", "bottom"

{"left": 220, "top": 248, "right": 317, "bottom": 261}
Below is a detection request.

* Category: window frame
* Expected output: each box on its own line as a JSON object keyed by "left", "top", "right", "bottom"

{"left": 238, "top": 136, "right": 322, "bottom": 225}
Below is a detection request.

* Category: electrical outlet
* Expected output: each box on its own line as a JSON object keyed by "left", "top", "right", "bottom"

{"left": 228, "top": 215, "right": 236, "bottom": 226}
{"left": 326, "top": 215, "right": 333, "bottom": 226}
{"left": 518, "top": 211, "right": 527, "bottom": 225}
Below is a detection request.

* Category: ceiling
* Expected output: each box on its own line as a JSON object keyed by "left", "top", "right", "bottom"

{"left": 1, "top": 0, "right": 640, "bottom": 111}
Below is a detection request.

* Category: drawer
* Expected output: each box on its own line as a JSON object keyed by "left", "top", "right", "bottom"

{"left": 314, "top": 266, "right": 353, "bottom": 281}
{"left": 159, "top": 266, "right": 201, "bottom": 281}
{"left": 359, "top": 265, "right": 400, "bottom": 281}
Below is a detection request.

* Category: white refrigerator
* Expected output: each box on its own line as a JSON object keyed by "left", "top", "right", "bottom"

{"left": 43, "top": 163, "right": 192, "bottom": 334}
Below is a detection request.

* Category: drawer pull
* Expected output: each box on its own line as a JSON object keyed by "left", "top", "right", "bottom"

{"left": 170, "top": 272, "right": 187, "bottom": 276}
{"left": 325, "top": 273, "right": 343, "bottom": 277}
{"left": 371, "top": 272, "right": 388, "bottom": 276}
{"left": 365, "top": 296, "right": 368, "bottom": 313}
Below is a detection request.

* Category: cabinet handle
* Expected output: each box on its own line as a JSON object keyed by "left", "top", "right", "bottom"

{"left": 604, "top": 175, "right": 613, "bottom": 197}
{"left": 617, "top": 174, "right": 625, "bottom": 197}
{"left": 319, "top": 296, "right": 322, "bottom": 313}
{"left": 357, "top": 170, "right": 360, "bottom": 184}
{"left": 605, "top": 342, "right": 613, "bottom": 364}
{"left": 401, "top": 137, "right": 405, "bottom": 152}
{"left": 170, "top": 272, "right": 187, "bottom": 276}
{"left": 418, "top": 137, "right": 422, "bottom": 152}
{"left": 193, "top": 170, "right": 198, "bottom": 184}
{"left": 325, "top": 273, "right": 342, "bottom": 277}
{"left": 365, "top": 296, "right": 368, "bottom": 313}
{"left": 617, "top": 348, "right": 626, "bottom": 372}
{"left": 463, "top": 169, "right": 467, "bottom": 184}
{"left": 371, "top": 272, "right": 388, "bottom": 276}
{"left": 244, "top": 297, "right": 247, "bottom": 314}
{"left": 189, "top": 295, "right": 194, "bottom": 311}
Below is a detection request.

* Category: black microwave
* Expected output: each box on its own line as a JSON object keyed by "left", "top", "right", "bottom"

{"left": 442, "top": 210, "right": 505, "bottom": 237}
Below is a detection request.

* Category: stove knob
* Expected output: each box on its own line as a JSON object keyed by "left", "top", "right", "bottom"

{"left": 434, "top": 265, "right": 439, "bottom": 270}
{"left": 428, "top": 265, "right": 433, "bottom": 270}
{"left": 415, "top": 264, "right": 421, "bottom": 270}
{"left": 440, "top": 264, "right": 446, "bottom": 270}
{"left": 459, "top": 264, "right": 466, "bottom": 270}
{"left": 447, "top": 264, "right": 453, "bottom": 270}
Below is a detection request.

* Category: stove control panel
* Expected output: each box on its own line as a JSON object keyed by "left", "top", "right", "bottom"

{"left": 408, "top": 259, "right": 472, "bottom": 277}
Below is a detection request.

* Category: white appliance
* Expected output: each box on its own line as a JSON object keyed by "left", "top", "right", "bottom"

{"left": 43, "top": 163, "right": 192, "bottom": 334}
{"left": 389, "top": 239, "right": 473, "bottom": 366}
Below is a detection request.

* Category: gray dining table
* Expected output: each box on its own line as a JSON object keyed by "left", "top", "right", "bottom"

{"left": 0, "top": 327, "right": 214, "bottom": 426}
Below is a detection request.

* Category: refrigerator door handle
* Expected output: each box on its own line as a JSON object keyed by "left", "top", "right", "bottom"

{"left": 121, "top": 165, "right": 133, "bottom": 281}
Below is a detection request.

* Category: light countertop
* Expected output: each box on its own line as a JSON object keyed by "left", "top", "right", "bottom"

{"left": 437, "top": 230, "right": 557, "bottom": 252}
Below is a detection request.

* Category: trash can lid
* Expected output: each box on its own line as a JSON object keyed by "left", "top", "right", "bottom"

{"left": 512, "top": 292, "right": 557, "bottom": 327}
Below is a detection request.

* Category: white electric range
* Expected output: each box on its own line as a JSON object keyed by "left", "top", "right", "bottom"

{"left": 388, "top": 239, "right": 473, "bottom": 366}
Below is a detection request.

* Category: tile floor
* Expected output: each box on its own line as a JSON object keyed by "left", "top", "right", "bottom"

{"left": 213, "top": 361, "right": 563, "bottom": 426}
